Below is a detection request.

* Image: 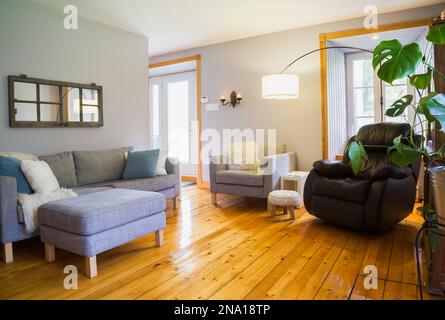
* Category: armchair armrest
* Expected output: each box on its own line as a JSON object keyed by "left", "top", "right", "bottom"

{"left": 313, "top": 160, "right": 353, "bottom": 178}
{"left": 165, "top": 158, "right": 180, "bottom": 196}
{"left": 262, "top": 152, "right": 297, "bottom": 176}
{"left": 0, "top": 176, "right": 19, "bottom": 243}
{"left": 209, "top": 155, "right": 228, "bottom": 192}
{"left": 263, "top": 152, "right": 297, "bottom": 195}
{"left": 165, "top": 157, "right": 179, "bottom": 176}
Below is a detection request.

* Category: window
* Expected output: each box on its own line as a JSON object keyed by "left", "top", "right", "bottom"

{"left": 167, "top": 80, "right": 190, "bottom": 162}
{"left": 384, "top": 78, "right": 409, "bottom": 123}
{"left": 346, "top": 52, "right": 414, "bottom": 137}
{"left": 9, "top": 75, "right": 103, "bottom": 128}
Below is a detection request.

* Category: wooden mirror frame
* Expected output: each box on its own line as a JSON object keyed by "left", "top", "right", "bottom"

{"left": 8, "top": 75, "right": 103, "bottom": 128}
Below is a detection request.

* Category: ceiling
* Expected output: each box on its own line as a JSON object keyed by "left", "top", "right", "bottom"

{"left": 34, "top": 0, "right": 443, "bottom": 56}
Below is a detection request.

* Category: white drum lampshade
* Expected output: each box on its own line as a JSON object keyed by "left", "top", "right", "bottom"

{"left": 262, "top": 74, "right": 299, "bottom": 100}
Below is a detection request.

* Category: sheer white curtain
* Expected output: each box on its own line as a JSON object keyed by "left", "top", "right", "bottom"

{"left": 326, "top": 44, "right": 347, "bottom": 159}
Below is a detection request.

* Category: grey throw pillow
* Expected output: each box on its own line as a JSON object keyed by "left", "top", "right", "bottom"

{"left": 72, "top": 147, "right": 133, "bottom": 185}
{"left": 39, "top": 152, "right": 78, "bottom": 188}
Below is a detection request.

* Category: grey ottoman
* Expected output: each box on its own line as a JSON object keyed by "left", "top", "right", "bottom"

{"left": 39, "top": 189, "right": 166, "bottom": 278}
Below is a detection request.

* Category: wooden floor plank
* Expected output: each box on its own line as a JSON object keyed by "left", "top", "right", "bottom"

{"left": 247, "top": 225, "right": 347, "bottom": 300}
{"left": 387, "top": 222, "right": 419, "bottom": 285}
{"left": 349, "top": 276, "right": 385, "bottom": 300}
{"left": 0, "top": 186, "right": 443, "bottom": 301}
{"left": 314, "top": 233, "right": 371, "bottom": 300}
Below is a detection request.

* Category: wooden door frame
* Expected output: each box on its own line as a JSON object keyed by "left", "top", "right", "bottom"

{"left": 149, "top": 54, "right": 204, "bottom": 188}
{"left": 319, "top": 18, "right": 433, "bottom": 159}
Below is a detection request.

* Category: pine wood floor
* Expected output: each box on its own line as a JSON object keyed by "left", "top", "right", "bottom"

{"left": 0, "top": 185, "right": 443, "bottom": 300}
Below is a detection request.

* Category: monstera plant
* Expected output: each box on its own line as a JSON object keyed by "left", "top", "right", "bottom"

{"left": 349, "top": 23, "right": 445, "bottom": 175}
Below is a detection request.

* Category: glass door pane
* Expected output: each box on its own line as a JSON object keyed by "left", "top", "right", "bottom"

{"left": 149, "top": 78, "right": 163, "bottom": 149}
{"left": 167, "top": 79, "right": 190, "bottom": 162}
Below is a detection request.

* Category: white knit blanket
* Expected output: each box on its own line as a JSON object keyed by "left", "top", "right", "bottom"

{"left": 17, "top": 189, "right": 78, "bottom": 233}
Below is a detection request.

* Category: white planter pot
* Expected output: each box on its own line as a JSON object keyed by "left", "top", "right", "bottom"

{"left": 430, "top": 166, "right": 445, "bottom": 227}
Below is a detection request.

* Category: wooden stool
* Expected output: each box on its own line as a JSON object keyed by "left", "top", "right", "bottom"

{"left": 268, "top": 190, "right": 301, "bottom": 220}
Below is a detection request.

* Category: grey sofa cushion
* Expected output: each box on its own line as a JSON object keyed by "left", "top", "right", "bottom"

{"left": 72, "top": 147, "right": 133, "bottom": 185}
{"left": 88, "top": 174, "right": 178, "bottom": 192}
{"left": 39, "top": 189, "right": 166, "bottom": 236}
{"left": 216, "top": 170, "right": 264, "bottom": 187}
{"left": 72, "top": 186, "right": 113, "bottom": 196}
{"left": 39, "top": 152, "right": 78, "bottom": 188}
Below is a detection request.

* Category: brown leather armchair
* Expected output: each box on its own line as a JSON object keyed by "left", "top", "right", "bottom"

{"left": 304, "top": 123, "right": 421, "bottom": 232}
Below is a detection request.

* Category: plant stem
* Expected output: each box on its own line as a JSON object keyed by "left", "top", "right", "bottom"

{"left": 424, "top": 62, "right": 445, "bottom": 82}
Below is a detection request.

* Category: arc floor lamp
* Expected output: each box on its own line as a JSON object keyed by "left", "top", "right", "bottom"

{"left": 261, "top": 45, "right": 384, "bottom": 109}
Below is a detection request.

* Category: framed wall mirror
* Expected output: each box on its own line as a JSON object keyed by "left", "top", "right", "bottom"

{"left": 8, "top": 75, "right": 103, "bottom": 128}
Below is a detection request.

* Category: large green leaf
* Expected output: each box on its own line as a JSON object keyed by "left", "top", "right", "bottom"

{"left": 426, "top": 93, "right": 445, "bottom": 132}
{"left": 389, "top": 143, "right": 421, "bottom": 168}
{"left": 409, "top": 70, "right": 432, "bottom": 90}
{"left": 427, "top": 24, "right": 445, "bottom": 45}
{"left": 386, "top": 95, "right": 413, "bottom": 117}
{"left": 348, "top": 141, "right": 368, "bottom": 175}
{"left": 373, "top": 40, "right": 422, "bottom": 84}
{"left": 418, "top": 92, "right": 439, "bottom": 122}
{"left": 393, "top": 135, "right": 403, "bottom": 153}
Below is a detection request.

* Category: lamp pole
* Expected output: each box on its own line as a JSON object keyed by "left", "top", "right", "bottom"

{"left": 279, "top": 46, "right": 384, "bottom": 110}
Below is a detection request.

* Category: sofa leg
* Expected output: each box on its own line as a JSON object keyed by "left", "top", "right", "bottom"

{"left": 45, "top": 244, "right": 55, "bottom": 262}
{"left": 85, "top": 256, "right": 97, "bottom": 279}
{"left": 155, "top": 229, "right": 164, "bottom": 247}
{"left": 211, "top": 193, "right": 217, "bottom": 205}
{"left": 2, "top": 243, "right": 13, "bottom": 264}
{"left": 173, "top": 197, "right": 177, "bottom": 209}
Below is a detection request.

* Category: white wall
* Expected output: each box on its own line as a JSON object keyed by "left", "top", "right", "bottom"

{"left": 0, "top": 0, "right": 150, "bottom": 155}
{"left": 150, "top": 4, "right": 443, "bottom": 182}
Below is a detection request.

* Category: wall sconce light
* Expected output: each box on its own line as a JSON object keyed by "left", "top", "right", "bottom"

{"left": 220, "top": 91, "right": 242, "bottom": 108}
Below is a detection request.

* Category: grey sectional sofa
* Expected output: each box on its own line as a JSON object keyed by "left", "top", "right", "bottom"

{"left": 0, "top": 147, "right": 180, "bottom": 263}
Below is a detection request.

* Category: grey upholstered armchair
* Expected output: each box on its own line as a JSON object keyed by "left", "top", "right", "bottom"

{"left": 209, "top": 152, "right": 297, "bottom": 205}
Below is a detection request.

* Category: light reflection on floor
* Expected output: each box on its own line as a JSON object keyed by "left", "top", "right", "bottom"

{"left": 178, "top": 194, "right": 193, "bottom": 249}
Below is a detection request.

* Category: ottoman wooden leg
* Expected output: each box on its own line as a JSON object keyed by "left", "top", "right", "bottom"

{"left": 283, "top": 207, "right": 288, "bottom": 215}
{"left": 85, "top": 256, "right": 97, "bottom": 279}
{"left": 289, "top": 207, "right": 296, "bottom": 220}
{"left": 2, "top": 243, "right": 13, "bottom": 264}
{"left": 155, "top": 229, "right": 164, "bottom": 247}
{"left": 271, "top": 205, "right": 277, "bottom": 218}
{"left": 45, "top": 244, "right": 55, "bottom": 262}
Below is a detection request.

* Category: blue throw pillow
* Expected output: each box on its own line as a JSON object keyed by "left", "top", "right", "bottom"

{"left": 0, "top": 156, "right": 33, "bottom": 194}
{"left": 123, "top": 149, "right": 160, "bottom": 180}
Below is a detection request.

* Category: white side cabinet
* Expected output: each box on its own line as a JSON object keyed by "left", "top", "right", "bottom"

{"left": 280, "top": 171, "right": 310, "bottom": 208}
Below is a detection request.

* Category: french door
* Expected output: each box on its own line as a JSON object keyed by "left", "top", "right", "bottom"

{"left": 346, "top": 51, "right": 414, "bottom": 137}
{"left": 149, "top": 71, "right": 198, "bottom": 177}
